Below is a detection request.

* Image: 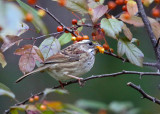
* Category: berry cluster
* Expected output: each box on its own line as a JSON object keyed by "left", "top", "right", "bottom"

{"left": 71, "top": 35, "right": 89, "bottom": 42}
{"left": 152, "top": 0, "right": 160, "bottom": 17}
{"left": 29, "top": 96, "right": 47, "bottom": 111}
{"left": 108, "top": 0, "right": 128, "bottom": 11}
{"left": 107, "top": 0, "right": 132, "bottom": 20}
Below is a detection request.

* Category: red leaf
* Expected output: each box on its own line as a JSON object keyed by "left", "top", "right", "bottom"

{"left": 119, "top": 15, "right": 144, "bottom": 27}
{"left": 19, "top": 54, "right": 35, "bottom": 74}
{"left": 1, "top": 35, "right": 23, "bottom": 52}
{"left": 14, "top": 45, "right": 44, "bottom": 62}
{"left": 14, "top": 44, "right": 33, "bottom": 55}
{"left": 92, "top": 5, "right": 108, "bottom": 23}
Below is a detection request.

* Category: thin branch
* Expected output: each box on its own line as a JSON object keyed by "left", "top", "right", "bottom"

{"left": 4, "top": 70, "right": 160, "bottom": 113}
{"left": 35, "top": 5, "right": 78, "bottom": 37}
{"left": 135, "top": 0, "right": 160, "bottom": 62}
{"left": 127, "top": 82, "right": 160, "bottom": 105}
{"left": 104, "top": 51, "right": 157, "bottom": 68}
{"left": 77, "top": 23, "right": 94, "bottom": 28}
{"left": 33, "top": 31, "right": 64, "bottom": 40}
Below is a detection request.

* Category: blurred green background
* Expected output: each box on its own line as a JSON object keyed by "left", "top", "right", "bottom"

{"left": 0, "top": 0, "right": 160, "bottom": 113}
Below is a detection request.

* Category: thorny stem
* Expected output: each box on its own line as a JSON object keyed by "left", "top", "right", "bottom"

{"left": 127, "top": 82, "right": 160, "bottom": 105}
{"left": 4, "top": 70, "right": 160, "bottom": 113}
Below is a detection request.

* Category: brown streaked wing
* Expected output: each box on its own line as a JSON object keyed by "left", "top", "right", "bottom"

{"left": 44, "top": 44, "right": 86, "bottom": 64}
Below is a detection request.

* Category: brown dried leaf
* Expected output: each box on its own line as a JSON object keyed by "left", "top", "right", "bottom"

{"left": 14, "top": 44, "right": 33, "bottom": 55}
{"left": 43, "top": 101, "right": 63, "bottom": 111}
{"left": 122, "top": 24, "right": 133, "bottom": 40}
{"left": 1, "top": 35, "right": 23, "bottom": 52}
{"left": 0, "top": 52, "right": 7, "bottom": 68}
{"left": 127, "top": 0, "right": 138, "bottom": 16}
{"left": 14, "top": 45, "right": 44, "bottom": 62}
{"left": 19, "top": 54, "right": 35, "bottom": 74}
{"left": 33, "top": 46, "right": 44, "bottom": 62}
{"left": 142, "top": 0, "right": 154, "bottom": 7}
{"left": 148, "top": 17, "right": 160, "bottom": 41}
{"left": 92, "top": 5, "right": 108, "bottom": 23}
{"left": 119, "top": 15, "right": 144, "bottom": 27}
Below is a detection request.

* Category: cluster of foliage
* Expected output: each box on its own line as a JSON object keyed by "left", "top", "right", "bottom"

{"left": 0, "top": 0, "right": 160, "bottom": 113}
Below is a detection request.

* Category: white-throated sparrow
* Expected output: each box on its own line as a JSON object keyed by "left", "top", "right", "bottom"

{"left": 16, "top": 40, "right": 99, "bottom": 83}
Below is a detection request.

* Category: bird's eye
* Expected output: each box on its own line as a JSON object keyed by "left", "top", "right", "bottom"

{"left": 88, "top": 42, "right": 93, "bottom": 46}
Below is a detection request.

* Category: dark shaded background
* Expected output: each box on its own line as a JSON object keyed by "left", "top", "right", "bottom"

{"left": 0, "top": 0, "right": 160, "bottom": 113}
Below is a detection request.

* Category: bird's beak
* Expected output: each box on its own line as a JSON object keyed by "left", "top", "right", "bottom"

{"left": 92, "top": 41, "right": 102, "bottom": 53}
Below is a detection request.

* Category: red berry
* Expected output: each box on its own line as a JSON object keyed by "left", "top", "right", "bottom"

{"left": 101, "top": 28, "right": 105, "bottom": 33}
{"left": 154, "top": 0, "right": 160, "bottom": 3}
{"left": 72, "top": 19, "right": 78, "bottom": 25}
{"left": 27, "top": 0, "right": 37, "bottom": 5}
{"left": 57, "top": 26, "right": 63, "bottom": 32}
{"left": 108, "top": 1, "right": 117, "bottom": 10}
{"left": 124, "top": 0, "right": 128, "bottom": 4}
{"left": 29, "top": 98, "right": 34, "bottom": 103}
{"left": 58, "top": 0, "right": 66, "bottom": 6}
{"left": 122, "top": 5, "right": 127, "bottom": 11}
{"left": 95, "top": 0, "right": 100, "bottom": 2}
{"left": 76, "top": 35, "right": 83, "bottom": 41}
{"left": 40, "top": 105, "right": 47, "bottom": 111}
{"left": 152, "top": 8, "right": 160, "bottom": 17}
{"left": 103, "top": 44, "right": 110, "bottom": 50}
{"left": 25, "top": 13, "right": 33, "bottom": 22}
{"left": 83, "top": 35, "right": 89, "bottom": 40}
{"left": 34, "top": 96, "right": 39, "bottom": 101}
{"left": 110, "top": 48, "right": 114, "bottom": 53}
{"left": 115, "top": 0, "right": 124, "bottom": 5}
{"left": 91, "top": 32, "right": 96, "bottom": 36}
{"left": 123, "top": 12, "right": 131, "bottom": 19}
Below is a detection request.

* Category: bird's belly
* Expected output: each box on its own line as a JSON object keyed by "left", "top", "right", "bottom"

{"left": 46, "top": 56, "right": 95, "bottom": 81}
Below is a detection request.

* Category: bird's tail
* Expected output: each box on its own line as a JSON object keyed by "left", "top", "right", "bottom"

{"left": 16, "top": 65, "right": 50, "bottom": 83}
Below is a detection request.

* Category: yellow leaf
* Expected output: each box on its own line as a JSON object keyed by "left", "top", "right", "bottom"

{"left": 127, "top": 0, "right": 138, "bottom": 16}
{"left": 43, "top": 101, "right": 63, "bottom": 111}
{"left": 0, "top": 52, "right": 7, "bottom": 68}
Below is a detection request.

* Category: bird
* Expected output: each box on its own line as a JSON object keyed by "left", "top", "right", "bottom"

{"left": 16, "top": 40, "right": 99, "bottom": 84}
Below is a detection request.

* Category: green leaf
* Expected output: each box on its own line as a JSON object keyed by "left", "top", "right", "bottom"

{"left": 131, "top": 38, "right": 139, "bottom": 46}
{"left": 0, "top": 82, "right": 15, "bottom": 99}
{"left": 109, "top": 101, "right": 133, "bottom": 113}
{"left": 16, "top": 0, "right": 48, "bottom": 34}
{"left": 39, "top": 37, "right": 61, "bottom": 60}
{"left": 0, "top": 1, "right": 25, "bottom": 42}
{"left": 58, "top": 33, "right": 72, "bottom": 46}
{"left": 75, "top": 99, "right": 107, "bottom": 110}
{"left": 10, "top": 105, "right": 29, "bottom": 113}
{"left": 53, "top": 0, "right": 88, "bottom": 15}
{"left": 128, "top": 108, "right": 140, "bottom": 114}
{"left": 10, "top": 109, "right": 18, "bottom": 114}
{"left": 43, "top": 88, "right": 68, "bottom": 97}
{"left": 64, "top": 104, "right": 90, "bottom": 114}
{"left": 100, "top": 18, "right": 124, "bottom": 39}
{"left": 117, "top": 38, "right": 144, "bottom": 67}
{"left": 77, "top": 18, "right": 86, "bottom": 32}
